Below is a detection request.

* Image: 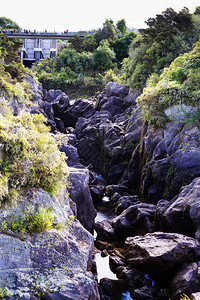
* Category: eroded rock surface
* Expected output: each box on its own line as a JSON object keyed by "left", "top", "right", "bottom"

{"left": 0, "top": 188, "right": 99, "bottom": 299}
{"left": 156, "top": 177, "right": 200, "bottom": 240}
{"left": 172, "top": 261, "right": 200, "bottom": 299}
{"left": 68, "top": 167, "right": 97, "bottom": 232}
{"left": 124, "top": 232, "right": 200, "bottom": 273}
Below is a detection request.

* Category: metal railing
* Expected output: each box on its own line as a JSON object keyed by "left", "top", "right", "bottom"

{"left": 0, "top": 29, "right": 88, "bottom": 38}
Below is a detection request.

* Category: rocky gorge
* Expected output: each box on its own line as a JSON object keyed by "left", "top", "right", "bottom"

{"left": 0, "top": 77, "right": 200, "bottom": 300}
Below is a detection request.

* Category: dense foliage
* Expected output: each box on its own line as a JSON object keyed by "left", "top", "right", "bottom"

{"left": 137, "top": 41, "right": 200, "bottom": 127}
{"left": 34, "top": 7, "right": 199, "bottom": 97}
{"left": 0, "top": 105, "right": 68, "bottom": 204}
{"left": 0, "top": 34, "right": 34, "bottom": 102}
{"left": 122, "top": 7, "right": 200, "bottom": 88}
{"left": 0, "top": 17, "right": 21, "bottom": 30}
{"left": 34, "top": 19, "right": 136, "bottom": 98}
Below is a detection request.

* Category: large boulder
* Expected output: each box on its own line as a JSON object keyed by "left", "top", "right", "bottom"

{"left": 59, "top": 143, "right": 83, "bottom": 168}
{"left": 100, "top": 96, "right": 125, "bottom": 116}
{"left": 155, "top": 177, "right": 200, "bottom": 240}
{"left": 75, "top": 111, "right": 112, "bottom": 139}
{"left": 43, "top": 89, "right": 70, "bottom": 118}
{"left": 112, "top": 203, "right": 156, "bottom": 239}
{"left": 94, "top": 220, "right": 116, "bottom": 242}
{"left": 106, "top": 82, "right": 129, "bottom": 97}
{"left": 124, "top": 232, "right": 200, "bottom": 274}
{"left": 99, "top": 278, "right": 124, "bottom": 300}
{"left": 52, "top": 93, "right": 70, "bottom": 117}
{"left": 116, "top": 266, "right": 152, "bottom": 294}
{"left": 63, "top": 99, "right": 95, "bottom": 127}
{"left": 68, "top": 167, "right": 97, "bottom": 232}
{"left": 43, "top": 89, "right": 62, "bottom": 102}
{"left": 114, "top": 195, "right": 141, "bottom": 215}
{"left": 0, "top": 188, "right": 100, "bottom": 299}
{"left": 39, "top": 89, "right": 70, "bottom": 132}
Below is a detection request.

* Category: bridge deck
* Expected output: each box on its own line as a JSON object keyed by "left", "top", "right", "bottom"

{"left": 2, "top": 32, "right": 86, "bottom": 39}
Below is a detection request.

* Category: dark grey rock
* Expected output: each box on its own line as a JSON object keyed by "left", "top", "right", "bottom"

{"left": 124, "top": 232, "right": 200, "bottom": 274}
{"left": 68, "top": 167, "right": 97, "bottom": 232}
{"left": 109, "top": 253, "right": 126, "bottom": 273}
{"left": 64, "top": 99, "right": 95, "bottom": 127}
{"left": 43, "top": 89, "right": 63, "bottom": 102}
{"left": 100, "top": 96, "right": 125, "bottom": 116}
{"left": 112, "top": 203, "right": 156, "bottom": 238}
{"left": 54, "top": 117, "right": 65, "bottom": 132}
{"left": 115, "top": 195, "right": 141, "bottom": 215}
{"left": 99, "top": 278, "right": 124, "bottom": 300}
{"left": 106, "top": 82, "right": 129, "bottom": 97}
{"left": 172, "top": 261, "right": 200, "bottom": 299}
{"left": 59, "top": 143, "right": 82, "bottom": 168}
{"left": 94, "top": 220, "right": 115, "bottom": 242}
{"left": 90, "top": 185, "right": 104, "bottom": 202}
{"left": 133, "top": 286, "right": 159, "bottom": 300}
{"left": 155, "top": 177, "right": 200, "bottom": 240}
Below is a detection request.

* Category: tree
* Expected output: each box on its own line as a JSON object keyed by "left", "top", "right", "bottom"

{"left": 122, "top": 7, "right": 197, "bottom": 88}
{"left": 83, "top": 35, "right": 97, "bottom": 52}
{"left": 95, "top": 19, "right": 116, "bottom": 43}
{"left": 194, "top": 6, "right": 200, "bottom": 15}
{"left": 69, "top": 35, "right": 83, "bottom": 52}
{"left": 94, "top": 40, "right": 116, "bottom": 71}
{"left": 112, "top": 32, "right": 136, "bottom": 64}
{"left": 0, "top": 17, "right": 21, "bottom": 30}
{"left": 140, "top": 7, "right": 193, "bottom": 45}
{"left": 116, "top": 19, "right": 127, "bottom": 36}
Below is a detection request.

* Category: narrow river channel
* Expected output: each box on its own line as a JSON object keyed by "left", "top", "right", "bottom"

{"left": 94, "top": 196, "right": 133, "bottom": 300}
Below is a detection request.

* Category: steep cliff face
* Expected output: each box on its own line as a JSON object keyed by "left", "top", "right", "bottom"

{"left": 0, "top": 187, "right": 99, "bottom": 299}
{"left": 0, "top": 74, "right": 99, "bottom": 299}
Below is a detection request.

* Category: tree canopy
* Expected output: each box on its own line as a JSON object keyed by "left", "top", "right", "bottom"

{"left": 0, "top": 17, "right": 21, "bottom": 30}
{"left": 122, "top": 7, "right": 198, "bottom": 88}
{"left": 116, "top": 19, "right": 127, "bottom": 36}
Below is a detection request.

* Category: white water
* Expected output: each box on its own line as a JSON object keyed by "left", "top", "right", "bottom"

{"left": 95, "top": 252, "right": 117, "bottom": 281}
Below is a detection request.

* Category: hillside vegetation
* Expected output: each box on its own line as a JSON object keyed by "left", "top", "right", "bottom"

{"left": 34, "top": 7, "right": 200, "bottom": 100}
{"left": 0, "top": 34, "right": 33, "bottom": 103}
{"left": 137, "top": 41, "right": 200, "bottom": 127}
{"left": 122, "top": 6, "right": 200, "bottom": 88}
{"left": 34, "top": 19, "right": 136, "bottom": 98}
{"left": 0, "top": 34, "right": 68, "bottom": 205}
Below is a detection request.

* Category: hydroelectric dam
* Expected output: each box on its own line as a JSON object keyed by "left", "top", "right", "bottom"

{"left": 2, "top": 30, "right": 87, "bottom": 66}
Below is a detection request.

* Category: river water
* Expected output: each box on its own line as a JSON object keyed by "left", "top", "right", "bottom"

{"left": 94, "top": 196, "right": 133, "bottom": 300}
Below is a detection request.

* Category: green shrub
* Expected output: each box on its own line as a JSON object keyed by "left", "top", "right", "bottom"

{"left": 137, "top": 41, "right": 200, "bottom": 127}
{"left": 0, "top": 103, "right": 68, "bottom": 205}
{"left": 0, "top": 204, "right": 54, "bottom": 234}
{"left": 93, "top": 41, "right": 116, "bottom": 71}
{"left": 171, "top": 67, "right": 186, "bottom": 83}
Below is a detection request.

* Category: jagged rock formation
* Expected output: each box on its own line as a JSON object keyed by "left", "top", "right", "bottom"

{"left": 10, "top": 79, "right": 200, "bottom": 299}
{"left": 0, "top": 76, "right": 100, "bottom": 299}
